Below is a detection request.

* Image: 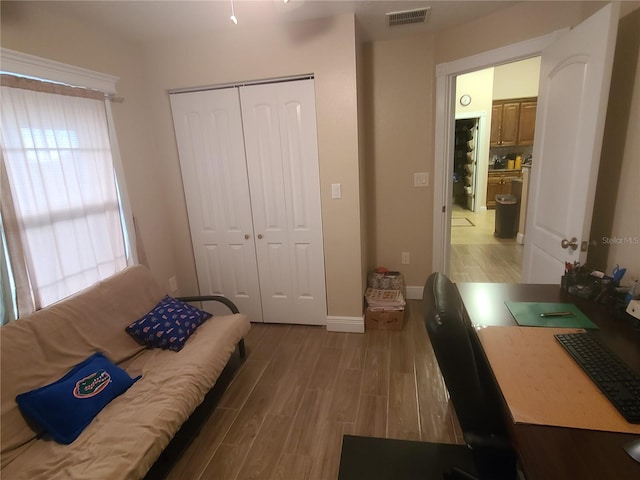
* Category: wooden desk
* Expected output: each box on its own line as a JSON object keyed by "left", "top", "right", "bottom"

{"left": 456, "top": 282, "right": 640, "bottom": 480}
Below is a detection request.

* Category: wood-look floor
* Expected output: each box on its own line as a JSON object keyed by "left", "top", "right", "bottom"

{"left": 451, "top": 205, "right": 523, "bottom": 283}
{"left": 164, "top": 300, "right": 462, "bottom": 480}
{"left": 450, "top": 243, "right": 523, "bottom": 283}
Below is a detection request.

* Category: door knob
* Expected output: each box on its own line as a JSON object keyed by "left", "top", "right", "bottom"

{"left": 258, "top": 234, "right": 263, "bottom": 240}
{"left": 561, "top": 237, "right": 578, "bottom": 251}
{"left": 244, "top": 234, "right": 250, "bottom": 240}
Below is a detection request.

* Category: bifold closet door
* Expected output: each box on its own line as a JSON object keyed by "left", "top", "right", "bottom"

{"left": 240, "top": 80, "right": 327, "bottom": 325}
{"left": 169, "top": 89, "right": 264, "bottom": 322}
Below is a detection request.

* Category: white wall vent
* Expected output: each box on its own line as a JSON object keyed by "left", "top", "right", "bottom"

{"left": 386, "top": 7, "right": 431, "bottom": 27}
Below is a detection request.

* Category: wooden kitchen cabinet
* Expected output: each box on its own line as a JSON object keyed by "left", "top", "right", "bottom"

{"left": 486, "top": 170, "right": 523, "bottom": 209}
{"left": 490, "top": 97, "right": 537, "bottom": 147}
{"left": 517, "top": 100, "right": 537, "bottom": 145}
{"left": 490, "top": 104, "right": 503, "bottom": 146}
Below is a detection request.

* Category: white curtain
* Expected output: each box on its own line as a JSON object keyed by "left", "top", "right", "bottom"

{"left": 1, "top": 83, "right": 127, "bottom": 309}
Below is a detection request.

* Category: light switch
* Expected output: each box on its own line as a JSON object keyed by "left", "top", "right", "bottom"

{"left": 331, "top": 183, "right": 342, "bottom": 199}
{"left": 414, "top": 172, "right": 429, "bottom": 187}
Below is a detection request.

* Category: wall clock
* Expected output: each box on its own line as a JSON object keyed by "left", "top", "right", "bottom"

{"left": 460, "top": 94, "right": 472, "bottom": 106}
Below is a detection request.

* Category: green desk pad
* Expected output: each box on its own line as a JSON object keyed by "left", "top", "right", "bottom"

{"left": 504, "top": 302, "right": 598, "bottom": 329}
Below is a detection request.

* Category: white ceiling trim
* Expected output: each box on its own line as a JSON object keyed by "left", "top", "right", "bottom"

{"left": 0, "top": 48, "right": 119, "bottom": 94}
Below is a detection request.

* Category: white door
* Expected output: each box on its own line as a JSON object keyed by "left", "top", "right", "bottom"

{"left": 523, "top": 4, "right": 619, "bottom": 283}
{"left": 240, "top": 80, "right": 327, "bottom": 325}
{"left": 170, "top": 89, "right": 263, "bottom": 322}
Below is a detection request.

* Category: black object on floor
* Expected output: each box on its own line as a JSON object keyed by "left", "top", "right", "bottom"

{"left": 337, "top": 435, "right": 478, "bottom": 480}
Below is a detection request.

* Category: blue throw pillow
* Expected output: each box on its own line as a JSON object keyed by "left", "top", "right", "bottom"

{"left": 15, "top": 352, "right": 141, "bottom": 444}
{"left": 125, "top": 296, "right": 212, "bottom": 352}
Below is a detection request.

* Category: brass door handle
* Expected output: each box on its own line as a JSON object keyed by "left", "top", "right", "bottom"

{"left": 258, "top": 234, "right": 263, "bottom": 240}
{"left": 561, "top": 237, "right": 578, "bottom": 251}
{"left": 244, "top": 234, "right": 250, "bottom": 240}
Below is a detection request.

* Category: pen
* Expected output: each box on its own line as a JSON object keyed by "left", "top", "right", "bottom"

{"left": 540, "top": 311, "right": 574, "bottom": 318}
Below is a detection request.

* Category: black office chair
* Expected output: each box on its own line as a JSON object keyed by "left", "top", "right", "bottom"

{"left": 423, "top": 272, "right": 517, "bottom": 480}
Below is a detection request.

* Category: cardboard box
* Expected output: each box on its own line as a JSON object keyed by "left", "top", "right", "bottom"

{"left": 365, "top": 307, "right": 405, "bottom": 331}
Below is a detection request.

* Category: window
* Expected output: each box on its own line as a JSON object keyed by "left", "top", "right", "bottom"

{"left": 1, "top": 51, "right": 136, "bottom": 322}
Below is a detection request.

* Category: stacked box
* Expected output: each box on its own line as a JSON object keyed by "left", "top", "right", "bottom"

{"left": 367, "top": 271, "right": 405, "bottom": 296}
{"left": 365, "top": 304, "right": 405, "bottom": 331}
{"left": 364, "top": 270, "right": 406, "bottom": 330}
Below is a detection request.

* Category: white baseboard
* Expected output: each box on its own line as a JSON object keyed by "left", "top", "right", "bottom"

{"left": 517, "top": 233, "right": 525, "bottom": 245}
{"left": 326, "top": 315, "right": 364, "bottom": 333}
{"left": 406, "top": 285, "right": 424, "bottom": 300}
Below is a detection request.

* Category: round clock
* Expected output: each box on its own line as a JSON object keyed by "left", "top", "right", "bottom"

{"left": 460, "top": 94, "right": 472, "bottom": 106}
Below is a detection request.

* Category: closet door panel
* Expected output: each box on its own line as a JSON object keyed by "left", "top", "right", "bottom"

{"left": 241, "top": 80, "right": 327, "bottom": 325}
{"left": 240, "top": 86, "right": 293, "bottom": 322}
{"left": 276, "top": 80, "right": 327, "bottom": 324}
{"left": 170, "top": 89, "right": 263, "bottom": 322}
{"left": 250, "top": 104, "right": 289, "bottom": 237}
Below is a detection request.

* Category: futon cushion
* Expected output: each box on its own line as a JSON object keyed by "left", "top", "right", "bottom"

{"left": 125, "top": 295, "right": 212, "bottom": 351}
{"left": 15, "top": 352, "right": 140, "bottom": 444}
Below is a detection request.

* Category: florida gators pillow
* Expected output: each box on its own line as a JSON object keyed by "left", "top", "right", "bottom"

{"left": 125, "top": 296, "right": 212, "bottom": 351}
{"left": 15, "top": 352, "right": 141, "bottom": 444}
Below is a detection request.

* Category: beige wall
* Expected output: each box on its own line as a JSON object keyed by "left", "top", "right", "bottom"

{"left": 456, "top": 68, "right": 495, "bottom": 116}
{"left": 0, "top": 2, "right": 176, "bottom": 291}
{"left": 363, "top": 33, "right": 435, "bottom": 287}
{"left": 493, "top": 57, "right": 541, "bottom": 100}
{"left": 589, "top": 8, "right": 640, "bottom": 284}
{"left": 135, "top": 14, "right": 363, "bottom": 317}
{"left": 355, "top": 21, "right": 370, "bottom": 293}
{"left": 434, "top": 2, "right": 603, "bottom": 65}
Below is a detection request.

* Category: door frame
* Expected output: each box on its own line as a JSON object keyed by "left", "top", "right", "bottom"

{"left": 432, "top": 29, "right": 568, "bottom": 274}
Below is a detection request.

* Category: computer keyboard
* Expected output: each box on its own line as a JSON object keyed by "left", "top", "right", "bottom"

{"left": 554, "top": 332, "right": 640, "bottom": 424}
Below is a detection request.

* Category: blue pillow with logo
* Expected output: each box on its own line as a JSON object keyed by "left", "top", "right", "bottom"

{"left": 15, "top": 352, "right": 141, "bottom": 444}
{"left": 125, "top": 296, "right": 212, "bottom": 352}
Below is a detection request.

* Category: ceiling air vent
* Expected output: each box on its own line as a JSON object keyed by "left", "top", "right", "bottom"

{"left": 386, "top": 7, "right": 430, "bottom": 27}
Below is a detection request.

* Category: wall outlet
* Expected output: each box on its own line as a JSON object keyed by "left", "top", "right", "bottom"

{"left": 168, "top": 276, "right": 178, "bottom": 293}
{"left": 402, "top": 252, "right": 410, "bottom": 264}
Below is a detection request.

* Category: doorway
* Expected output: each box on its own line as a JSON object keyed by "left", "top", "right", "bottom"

{"left": 432, "top": 29, "right": 565, "bottom": 278}
{"left": 449, "top": 58, "right": 540, "bottom": 283}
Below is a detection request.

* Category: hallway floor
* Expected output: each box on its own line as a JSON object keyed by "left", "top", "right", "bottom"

{"left": 450, "top": 204, "right": 523, "bottom": 283}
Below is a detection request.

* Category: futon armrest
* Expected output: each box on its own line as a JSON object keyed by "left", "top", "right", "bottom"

{"left": 177, "top": 295, "right": 240, "bottom": 314}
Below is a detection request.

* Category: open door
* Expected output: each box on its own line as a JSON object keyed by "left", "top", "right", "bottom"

{"left": 523, "top": 3, "right": 620, "bottom": 283}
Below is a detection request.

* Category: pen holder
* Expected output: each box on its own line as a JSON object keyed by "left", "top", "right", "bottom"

{"left": 562, "top": 269, "right": 614, "bottom": 303}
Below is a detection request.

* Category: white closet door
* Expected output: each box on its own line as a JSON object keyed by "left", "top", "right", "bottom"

{"left": 240, "top": 79, "right": 327, "bottom": 325}
{"left": 170, "top": 89, "right": 263, "bottom": 322}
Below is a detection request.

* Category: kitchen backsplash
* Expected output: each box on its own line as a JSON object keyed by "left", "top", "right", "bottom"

{"left": 489, "top": 144, "right": 533, "bottom": 169}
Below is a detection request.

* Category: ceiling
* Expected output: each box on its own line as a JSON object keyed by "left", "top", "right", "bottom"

{"left": 11, "top": 0, "right": 520, "bottom": 43}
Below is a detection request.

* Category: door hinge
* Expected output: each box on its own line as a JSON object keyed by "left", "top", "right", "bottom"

{"left": 581, "top": 240, "right": 588, "bottom": 252}
{"left": 442, "top": 205, "right": 446, "bottom": 213}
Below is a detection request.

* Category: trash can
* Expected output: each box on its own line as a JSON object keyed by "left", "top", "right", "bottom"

{"left": 494, "top": 194, "right": 519, "bottom": 238}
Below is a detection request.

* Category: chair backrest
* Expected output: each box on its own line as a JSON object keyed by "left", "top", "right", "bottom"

{"left": 422, "top": 272, "right": 507, "bottom": 439}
